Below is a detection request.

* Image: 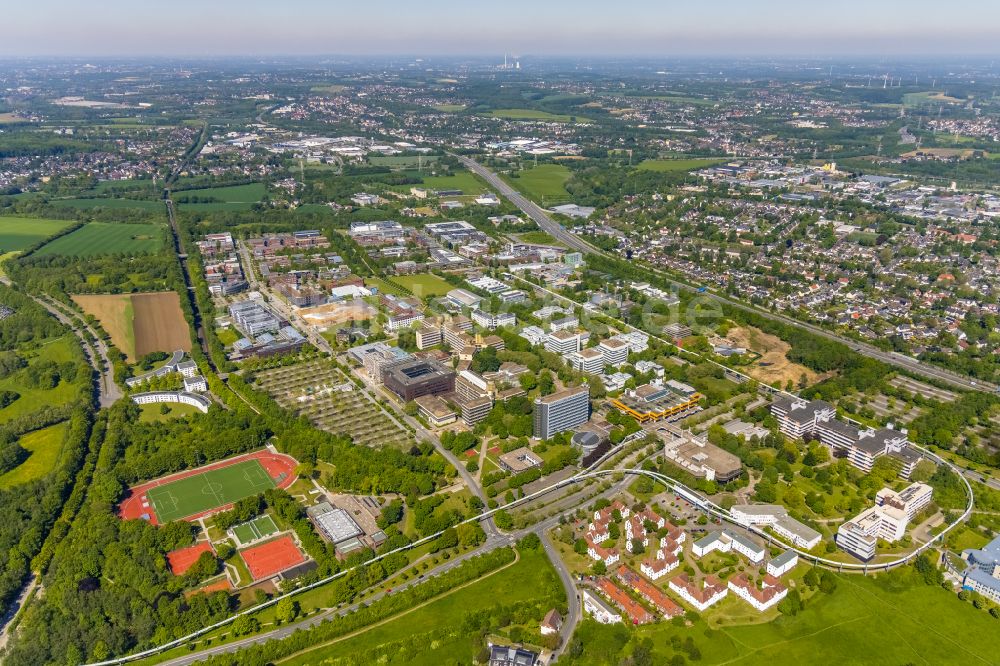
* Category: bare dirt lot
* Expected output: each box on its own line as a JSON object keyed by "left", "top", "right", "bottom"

{"left": 725, "top": 325, "right": 823, "bottom": 387}
{"left": 73, "top": 294, "right": 134, "bottom": 358}
{"left": 131, "top": 292, "right": 191, "bottom": 358}
{"left": 74, "top": 291, "right": 190, "bottom": 361}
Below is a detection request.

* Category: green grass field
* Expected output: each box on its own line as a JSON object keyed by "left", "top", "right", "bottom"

{"left": 0, "top": 337, "right": 81, "bottom": 424}
{"left": 232, "top": 514, "right": 279, "bottom": 544}
{"left": 282, "top": 547, "right": 562, "bottom": 666}
{"left": 175, "top": 183, "right": 266, "bottom": 212}
{"left": 364, "top": 276, "right": 409, "bottom": 297}
{"left": 431, "top": 104, "right": 465, "bottom": 112}
{"left": 138, "top": 402, "right": 203, "bottom": 423}
{"left": 513, "top": 230, "right": 565, "bottom": 247}
{"left": 637, "top": 158, "right": 727, "bottom": 172}
{"left": 565, "top": 569, "right": 1000, "bottom": 665}
{"left": 508, "top": 164, "right": 573, "bottom": 204}
{"left": 147, "top": 459, "right": 277, "bottom": 523}
{"left": 369, "top": 155, "right": 440, "bottom": 168}
{"left": 489, "top": 108, "right": 584, "bottom": 122}
{"left": 34, "top": 222, "right": 164, "bottom": 257}
{"left": 48, "top": 198, "right": 165, "bottom": 212}
{"left": 0, "top": 421, "right": 70, "bottom": 489}
{"left": 413, "top": 171, "right": 487, "bottom": 195}
{"left": 390, "top": 273, "right": 454, "bottom": 298}
{"left": 0, "top": 216, "right": 76, "bottom": 252}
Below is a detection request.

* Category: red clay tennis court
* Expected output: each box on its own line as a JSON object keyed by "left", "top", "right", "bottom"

{"left": 167, "top": 542, "right": 215, "bottom": 575}
{"left": 240, "top": 536, "right": 306, "bottom": 580}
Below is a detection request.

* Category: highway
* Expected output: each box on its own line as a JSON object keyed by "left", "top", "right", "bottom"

{"left": 456, "top": 154, "right": 996, "bottom": 395}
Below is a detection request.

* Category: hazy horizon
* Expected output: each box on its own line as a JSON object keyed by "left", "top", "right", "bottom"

{"left": 6, "top": 0, "right": 1000, "bottom": 58}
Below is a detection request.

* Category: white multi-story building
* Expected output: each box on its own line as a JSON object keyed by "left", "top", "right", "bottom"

{"left": 386, "top": 311, "right": 425, "bottom": 332}
{"left": 766, "top": 550, "right": 799, "bottom": 578}
{"left": 669, "top": 574, "right": 728, "bottom": 611}
{"left": 728, "top": 574, "right": 787, "bottom": 612}
{"left": 599, "top": 338, "right": 629, "bottom": 367}
{"left": 545, "top": 329, "right": 583, "bottom": 354}
{"left": 837, "top": 499, "right": 913, "bottom": 561}
{"left": 471, "top": 309, "right": 516, "bottom": 330}
{"left": 876, "top": 482, "right": 933, "bottom": 521}
{"left": 567, "top": 348, "right": 605, "bottom": 375}
{"left": 549, "top": 315, "right": 579, "bottom": 332}
{"left": 692, "top": 530, "right": 765, "bottom": 564}
{"left": 582, "top": 589, "right": 622, "bottom": 624}
{"left": 640, "top": 552, "right": 679, "bottom": 580}
{"left": 730, "top": 504, "right": 822, "bottom": 550}
{"left": 519, "top": 325, "right": 547, "bottom": 347}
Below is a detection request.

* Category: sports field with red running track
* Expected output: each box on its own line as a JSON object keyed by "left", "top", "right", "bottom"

{"left": 118, "top": 450, "right": 297, "bottom": 526}
{"left": 167, "top": 542, "right": 215, "bottom": 575}
{"left": 240, "top": 535, "right": 306, "bottom": 580}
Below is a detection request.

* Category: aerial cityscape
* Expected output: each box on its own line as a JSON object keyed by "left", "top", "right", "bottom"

{"left": 1, "top": 2, "right": 1000, "bottom": 665}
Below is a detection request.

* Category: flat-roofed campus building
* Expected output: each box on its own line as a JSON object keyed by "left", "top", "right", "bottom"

{"left": 533, "top": 385, "right": 589, "bottom": 440}
{"left": 307, "top": 501, "right": 364, "bottom": 545}
{"left": 961, "top": 535, "right": 1000, "bottom": 604}
{"left": 414, "top": 394, "right": 457, "bottom": 427}
{"left": 836, "top": 484, "right": 931, "bottom": 561}
{"left": 770, "top": 395, "right": 922, "bottom": 479}
{"left": 498, "top": 446, "right": 543, "bottom": 473}
{"left": 659, "top": 429, "right": 742, "bottom": 483}
{"left": 381, "top": 358, "right": 455, "bottom": 402}
{"left": 610, "top": 380, "right": 702, "bottom": 423}
{"left": 730, "top": 504, "right": 822, "bottom": 550}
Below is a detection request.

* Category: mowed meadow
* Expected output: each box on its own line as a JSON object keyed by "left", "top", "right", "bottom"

{"left": 34, "top": 221, "right": 164, "bottom": 257}
{"left": 73, "top": 291, "right": 190, "bottom": 361}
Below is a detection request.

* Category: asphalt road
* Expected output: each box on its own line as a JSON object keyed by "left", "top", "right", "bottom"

{"left": 456, "top": 154, "right": 996, "bottom": 395}
{"left": 30, "top": 294, "right": 121, "bottom": 407}
{"left": 540, "top": 532, "right": 579, "bottom": 662}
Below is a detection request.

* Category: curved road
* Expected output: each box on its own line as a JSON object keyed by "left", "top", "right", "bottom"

{"left": 456, "top": 154, "right": 995, "bottom": 394}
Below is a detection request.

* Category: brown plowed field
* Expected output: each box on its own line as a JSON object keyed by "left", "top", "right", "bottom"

{"left": 131, "top": 292, "right": 190, "bottom": 358}
{"left": 74, "top": 291, "right": 190, "bottom": 361}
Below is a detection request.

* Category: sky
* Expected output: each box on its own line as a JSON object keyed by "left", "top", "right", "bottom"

{"left": 4, "top": 0, "right": 1000, "bottom": 57}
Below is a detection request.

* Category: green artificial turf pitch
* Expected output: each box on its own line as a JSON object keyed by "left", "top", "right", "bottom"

{"left": 232, "top": 514, "right": 279, "bottom": 544}
{"left": 147, "top": 459, "right": 276, "bottom": 522}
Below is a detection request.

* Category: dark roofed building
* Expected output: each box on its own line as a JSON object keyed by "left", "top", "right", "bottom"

{"left": 381, "top": 357, "right": 456, "bottom": 402}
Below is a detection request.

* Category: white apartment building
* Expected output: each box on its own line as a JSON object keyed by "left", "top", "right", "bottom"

{"left": 640, "top": 552, "right": 679, "bottom": 580}
{"left": 728, "top": 574, "right": 788, "bottom": 612}
{"left": 692, "top": 530, "right": 765, "bottom": 564}
{"left": 876, "top": 482, "right": 933, "bottom": 521}
{"left": 669, "top": 574, "right": 728, "bottom": 612}
{"left": 730, "top": 504, "right": 822, "bottom": 550}
{"left": 582, "top": 589, "right": 622, "bottom": 624}
{"left": 837, "top": 503, "right": 909, "bottom": 561}
{"left": 766, "top": 550, "right": 799, "bottom": 577}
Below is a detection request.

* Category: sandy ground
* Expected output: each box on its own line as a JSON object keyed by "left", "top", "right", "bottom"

{"left": 73, "top": 294, "right": 134, "bottom": 359}
{"left": 725, "top": 325, "right": 823, "bottom": 387}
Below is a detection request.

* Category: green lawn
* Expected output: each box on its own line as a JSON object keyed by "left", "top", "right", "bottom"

{"left": 412, "top": 171, "right": 488, "bottom": 195}
{"left": 507, "top": 164, "right": 572, "bottom": 204}
{"left": 0, "top": 421, "right": 70, "bottom": 488}
{"left": 369, "top": 155, "right": 440, "bottom": 168}
{"left": 489, "top": 108, "right": 584, "bottom": 122}
{"left": 431, "top": 104, "right": 466, "bottom": 112}
{"left": 637, "top": 158, "right": 727, "bottom": 172}
{"left": 34, "top": 222, "right": 164, "bottom": 256}
{"left": 365, "top": 277, "right": 409, "bottom": 297}
{"left": 147, "top": 459, "right": 277, "bottom": 523}
{"left": 0, "top": 216, "right": 76, "bottom": 252}
{"left": 138, "top": 402, "right": 203, "bottom": 423}
{"left": 48, "top": 198, "right": 165, "bottom": 212}
{"left": 390, "top": 273, "right": 454, "bottom": 298}
{"left": 565, "top": 570, "right": 1000, "bottom": 665}
{"left": 514, "top": 230, "right": 565, "bottom": 247}
{"left": 281, "top": 546, "right": 562, "bottom": 666}
{"left": 175, "top": 183, "right": 266, "bottom": 211}
{"left": 0, "top": 337, "right": 81, "bottom": 424}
